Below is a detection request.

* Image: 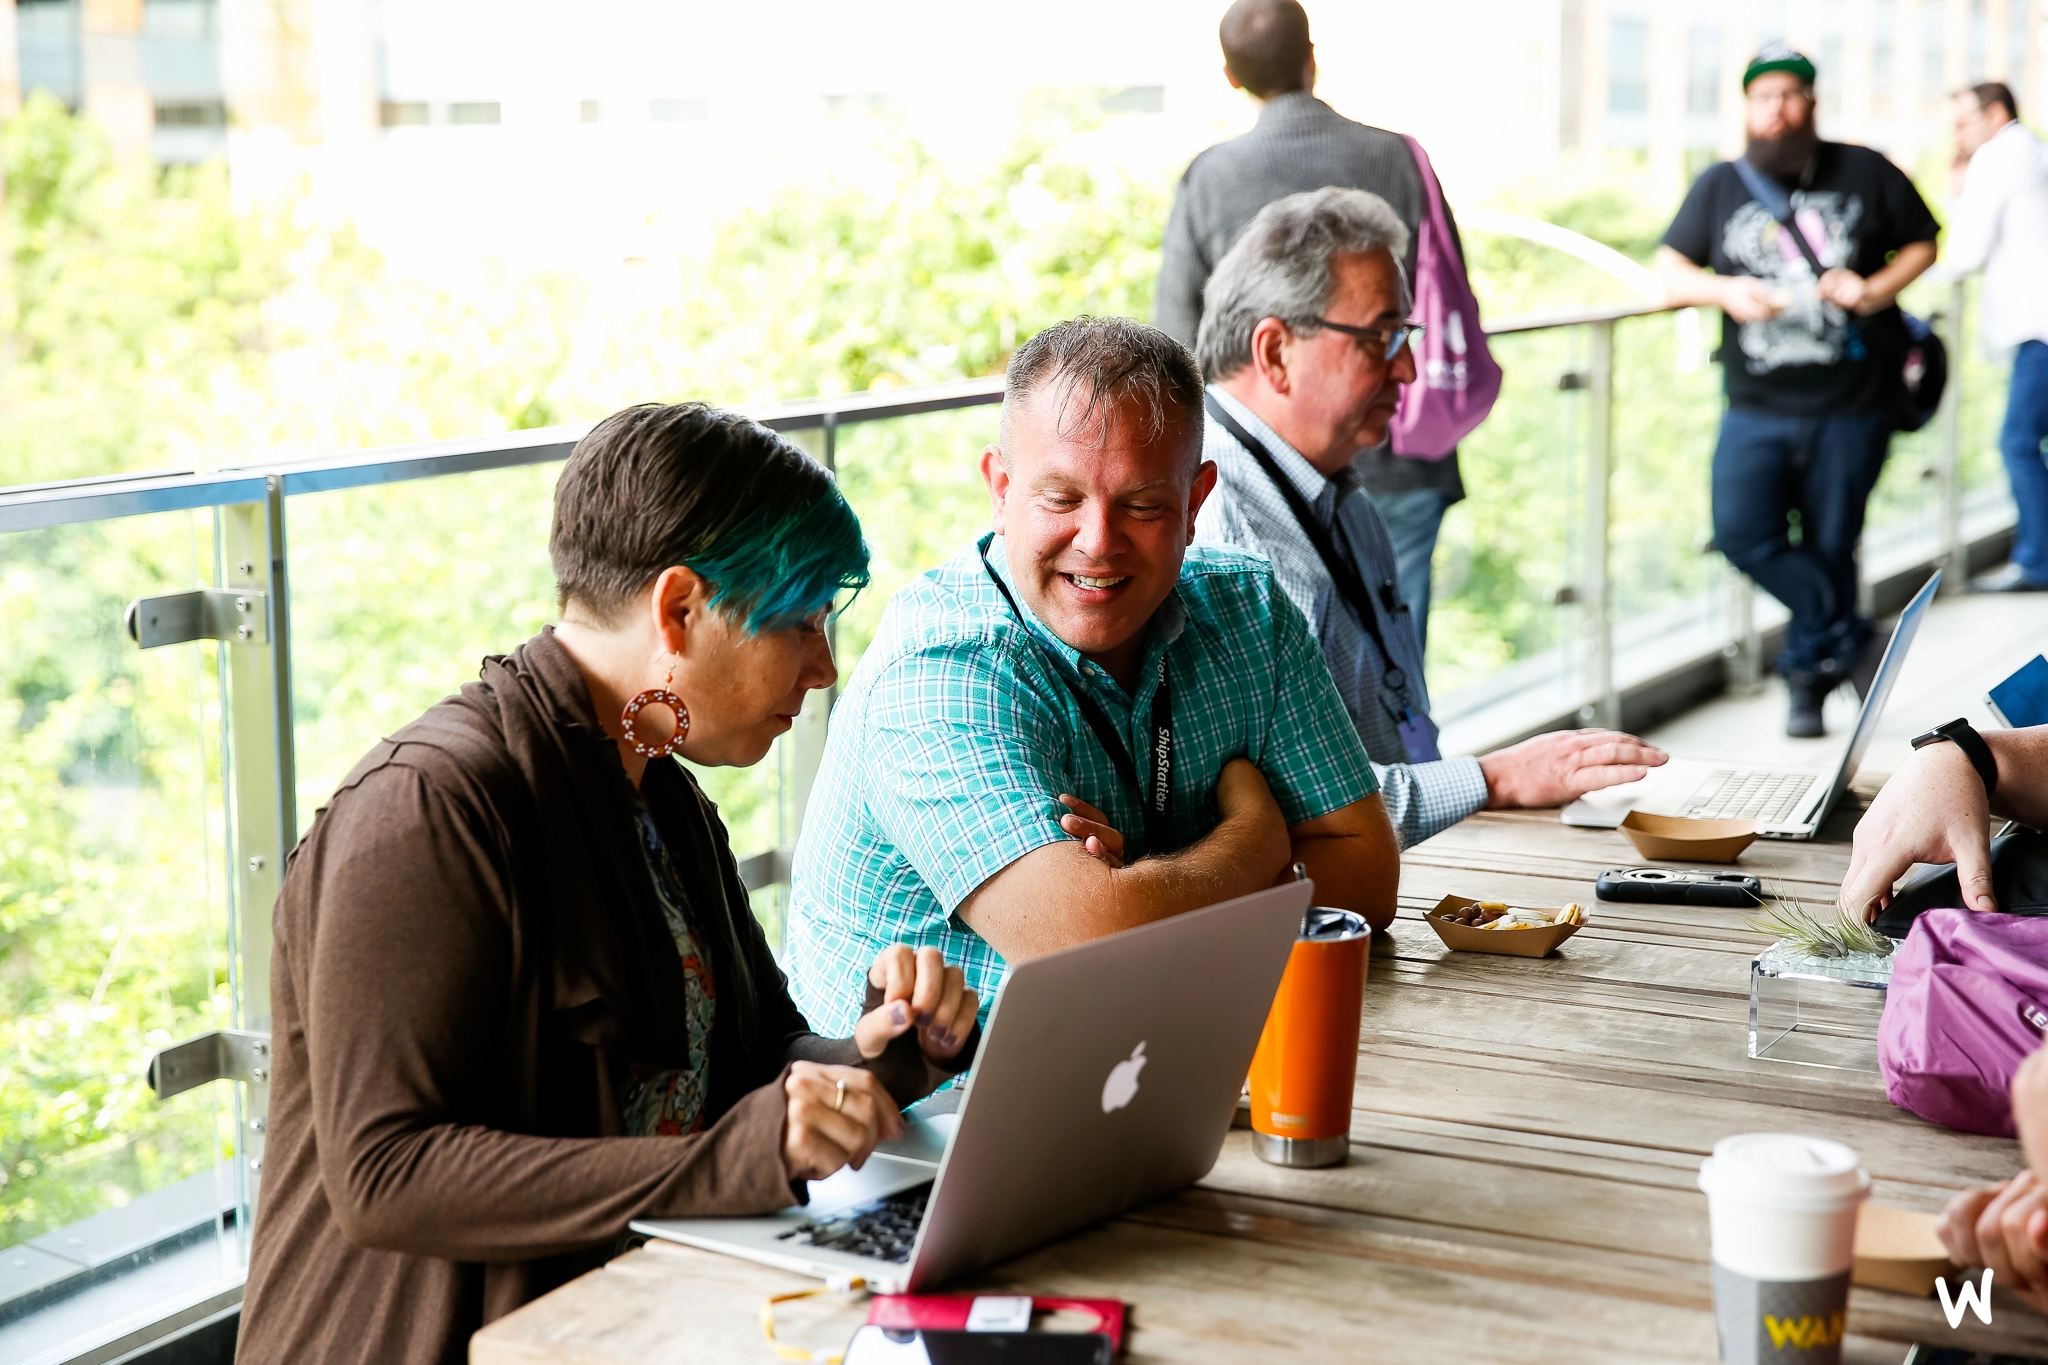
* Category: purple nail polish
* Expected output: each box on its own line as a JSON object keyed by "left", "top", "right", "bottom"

{"left": 889, "top": 1002, "right": 907, "bottom": 1026}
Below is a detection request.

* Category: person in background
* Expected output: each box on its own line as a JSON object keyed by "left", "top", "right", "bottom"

{"left": 1839, "top": 722, "right": 2048, "bottom": 921}
{"left": 1932, "top": 81, "right": 2048, "bottom": 594}
{"left": 1154, "top": 0, "right": 1473, "bottom": 655}
{"left": 1937, "top": 1046, "right": 2048, "bottom": 1315}
{"left": 1656, "top": 44, "right": 1939, "bottom": 740}
{"left": 784, "top": 317, "right": 1400, "bottom": 1038}
{"left": 237, "top": 406, "right": 981, "bottom": 1365}
{"left": 1856, "top": 722, "right": 2048, "bottom": 1312}
{"left": 1191, "top": 187, "right": 1666, "bottom": 848}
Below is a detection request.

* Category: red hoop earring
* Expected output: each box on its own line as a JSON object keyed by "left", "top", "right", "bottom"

{"left": 621, "top": 661, "right": 689, "bottom": 759}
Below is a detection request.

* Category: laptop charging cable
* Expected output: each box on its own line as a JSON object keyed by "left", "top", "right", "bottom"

{"left": 761, "top": 1276, "right": 870, "bottom": 1364}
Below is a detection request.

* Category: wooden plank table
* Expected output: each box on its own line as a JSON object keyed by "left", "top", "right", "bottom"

{"left": 475, "top": 793, "right": 2048, "bottom": 1364}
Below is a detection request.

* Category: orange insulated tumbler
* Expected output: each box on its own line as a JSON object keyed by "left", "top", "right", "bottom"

{"left": 1247, "top": 906, "right": 1369, "bottom": 1168}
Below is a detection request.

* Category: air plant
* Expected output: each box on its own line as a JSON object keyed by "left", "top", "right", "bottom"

{"left": 1744, "top": 893, "right": 1896, "bottom": 959}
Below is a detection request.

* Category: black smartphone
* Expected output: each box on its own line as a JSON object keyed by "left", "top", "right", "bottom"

{"left": 841, "top": 1327, "right": 1114, "bottom": 1365}
{"left": 1595, "top": 866, "right": 1764, "bottom": 908}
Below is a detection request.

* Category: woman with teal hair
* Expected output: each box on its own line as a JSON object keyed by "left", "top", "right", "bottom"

{"left": 237, "top": 404, "right": 981, "bottom": 1365}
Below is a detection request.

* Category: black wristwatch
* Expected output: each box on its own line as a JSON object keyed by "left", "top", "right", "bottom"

{"left": 1910, "top": 717, "right": 1999, "bottom": 798}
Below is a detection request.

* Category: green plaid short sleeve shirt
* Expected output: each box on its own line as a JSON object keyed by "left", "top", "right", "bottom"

{"left": 783, "top": 536, "right": 1377, "bottom": 1038}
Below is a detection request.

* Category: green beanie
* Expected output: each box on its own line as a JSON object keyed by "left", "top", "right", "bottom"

{"left": 1744, "top": 41, "right": 1817, "bottom": 90}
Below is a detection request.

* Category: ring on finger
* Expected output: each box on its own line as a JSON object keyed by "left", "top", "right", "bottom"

{"left": 833, "top": 1079, "right": 848, "bottom": 1113}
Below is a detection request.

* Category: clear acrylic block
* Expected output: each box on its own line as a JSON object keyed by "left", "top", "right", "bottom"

{"left": 1747, "top": 943, "right": 1894, "bottom": 1072}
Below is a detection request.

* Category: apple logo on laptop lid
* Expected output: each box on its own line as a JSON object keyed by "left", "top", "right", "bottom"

{"left": 1101, "top": 1041, "right": 1147, "bottom": 1113}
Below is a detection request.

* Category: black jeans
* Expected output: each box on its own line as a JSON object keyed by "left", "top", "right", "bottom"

{"left": 1711, "top": 406, "right": 1892, "bottom": 675}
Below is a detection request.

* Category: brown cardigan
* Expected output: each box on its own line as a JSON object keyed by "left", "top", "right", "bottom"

{"left": 238, "top": 631, "right": 944, "bottom": 1365}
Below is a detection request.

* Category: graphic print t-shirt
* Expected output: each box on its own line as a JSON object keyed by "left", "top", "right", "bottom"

{"left": 1662, "top": 143, "right": 1939, "bottom": 416}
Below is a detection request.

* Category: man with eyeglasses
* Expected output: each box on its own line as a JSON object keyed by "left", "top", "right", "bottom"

{"left": 1155, "top": 0, "right": 1476, "bottom": 656}
{"left": 1193, "top": 189, "right": 1667, "bottom": 848}
{"left": 1657, "top": 44, "right": 1939, "bottom": 738}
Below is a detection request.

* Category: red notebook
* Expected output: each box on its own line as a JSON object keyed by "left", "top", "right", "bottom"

{"left": 865, "top": 1295, "right": 1126, "bottom": 1352}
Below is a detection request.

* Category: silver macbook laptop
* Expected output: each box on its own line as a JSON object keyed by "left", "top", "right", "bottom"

{"left": 632, "top": 880, "right": 1313, "bottom": 1293}
{"left": 1560, "top": 570, "right": 1938, "bottom": 840}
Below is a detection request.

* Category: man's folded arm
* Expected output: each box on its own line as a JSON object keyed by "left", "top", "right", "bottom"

{"left": 1287, "top": 793, "right": 1401, "bottom": 932}
{"left": 956, "top": 762, "right": 1292, "bottom": 963}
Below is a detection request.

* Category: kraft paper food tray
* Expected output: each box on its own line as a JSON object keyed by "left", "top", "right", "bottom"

{"left": 1619, "top": 811, "right": 1760, "bottom": 863}
{"left": 1853, "top": 1203, "right": 1956, "bottom": 1297}
{"left": 1425, "top": 896, "right": 1582, "bottom": 957}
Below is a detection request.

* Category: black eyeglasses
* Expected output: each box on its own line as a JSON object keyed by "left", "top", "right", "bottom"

{"left": 1311, "top": 317, "right": 1424, "bottom": 361}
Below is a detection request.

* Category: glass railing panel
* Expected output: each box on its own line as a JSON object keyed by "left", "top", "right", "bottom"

{"left": 0, "top": 511, "right": 238, "bottom": 1307}
{"left": 829, "top": 404, "right": 1003, "bottom": 684}
{"left": 1428, "top": 325, "right": 1579, "bottom": 716}
{"left": 1871, "top": 275, "right": 2009, "bottom": 538}
{"left": 281, "top": 462, "right": 788, "bottom": 926}
{"left": 1606, "top": 311, "right": 1724, "bottom": 631}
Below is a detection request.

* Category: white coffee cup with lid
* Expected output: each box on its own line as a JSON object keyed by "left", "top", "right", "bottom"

{"left": 1698, "top": 1134, "right": 1870, "bottom": 1364}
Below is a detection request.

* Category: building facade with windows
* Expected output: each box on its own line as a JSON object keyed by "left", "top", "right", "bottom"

{"left": 1563, "top": 0, "right": 2042, "bottom": 188}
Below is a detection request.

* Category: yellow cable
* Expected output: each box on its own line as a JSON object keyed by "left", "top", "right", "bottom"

{"left": 760, "top": 1279, "right": 867, "bottom": 1364}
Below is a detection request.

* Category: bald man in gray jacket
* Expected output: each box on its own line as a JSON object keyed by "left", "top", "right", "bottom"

{"left": 1156, "top": 0, "right": 1468, "bottom": 651}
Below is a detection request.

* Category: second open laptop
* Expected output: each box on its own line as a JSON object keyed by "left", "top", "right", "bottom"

{"left": 1560, "top": 570, "right": 1939, "bottom": 840}
{"left": 631, "top": 879, "right": 1313, "bottom": 1293}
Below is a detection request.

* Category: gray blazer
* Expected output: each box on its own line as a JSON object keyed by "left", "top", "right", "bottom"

{"left": 1155, "top": 92, "right": 1463, "bottom": 501}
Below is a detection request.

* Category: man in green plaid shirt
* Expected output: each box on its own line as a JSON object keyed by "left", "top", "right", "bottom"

{"left": 786, "top": 318, "right": 1400, "bottom": 1037}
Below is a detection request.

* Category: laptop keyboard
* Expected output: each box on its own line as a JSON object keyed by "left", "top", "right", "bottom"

{"left": 776, "top": 1184, "right": 930, "bottom": 1264}
{"left": 1681, "top": 769, "right": 1812, "bottom": 823}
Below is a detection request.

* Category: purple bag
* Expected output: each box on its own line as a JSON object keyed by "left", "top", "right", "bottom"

{"left": 1877, "top": 908, "right": 2048, "bottom": 1136}
{"left": 1388, "top": 136, "right": 1503, "bottom": 461}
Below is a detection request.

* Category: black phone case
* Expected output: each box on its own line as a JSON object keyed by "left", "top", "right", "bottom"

{"left": 1595, "top": 868, "right": 1764, "bottom": 907}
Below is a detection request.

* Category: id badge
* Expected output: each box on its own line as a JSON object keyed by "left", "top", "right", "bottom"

{"left": 1396, "top": 709, "right": 1442, "bottom": 765}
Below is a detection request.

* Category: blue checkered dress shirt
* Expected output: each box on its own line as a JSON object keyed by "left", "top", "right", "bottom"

{"left": 783, "top": 537, "right": 1378, "bottom": 1037}
{"left": 1194, "top": 386, "right": 1488, "bottom": 849}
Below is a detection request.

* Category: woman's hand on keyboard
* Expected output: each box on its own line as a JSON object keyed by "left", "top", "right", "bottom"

{"left": 858, "top": 945, "right": 980, "bottom": 1064}
{"left": 782, "top": 1062, "right": 905, "bottom": 1183}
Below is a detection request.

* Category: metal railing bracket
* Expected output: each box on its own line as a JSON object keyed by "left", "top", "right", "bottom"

{"left": 147, "top": 1030, "right": 272, "bottom": 1101}
{"left": 125, "top": 590, "right": 269, "bottom": 648}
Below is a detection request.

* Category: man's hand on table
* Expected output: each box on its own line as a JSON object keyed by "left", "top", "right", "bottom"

{"left": 1938, "top": 1169, "right": 2048, "bottom": 1314}
{"left": 1477, "top": 729, "right": 1667, "bottom": 810}
{"left": 1837, "top": 740, "right": 1995, "bottom": 921}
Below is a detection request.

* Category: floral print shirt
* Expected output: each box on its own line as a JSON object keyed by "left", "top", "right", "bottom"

{"left": 622, "top": 803, "right": 718, "bottom": 1137}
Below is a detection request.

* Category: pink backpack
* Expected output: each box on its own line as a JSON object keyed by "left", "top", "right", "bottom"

{"left": 1388, "top": 136, "right": 1502, "bottom": 461}
{"left": 1877, "top": 908, "right": 2048, "bottom": 1136}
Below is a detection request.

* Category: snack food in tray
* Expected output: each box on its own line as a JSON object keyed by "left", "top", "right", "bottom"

{"left": 1424, "top": 896, "right": 1587, "bottom": 956}
{"left": 1437, "top": 900, "right": 1586, "bottom": 930}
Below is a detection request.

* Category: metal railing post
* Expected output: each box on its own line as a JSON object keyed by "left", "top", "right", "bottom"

{"left": 773, "top": 419, "right": 841, "bottom": 926}
{"left": 1580, "top": 320, "right": 1619, "bottom": 729}
{"left": 1723, "top": 564, "right": 1762, "bottom": 696}
{"left": 215, "top": 478, "right": 294, "bottom": 1246}
{"left": 1936, "top": 279, "right": 1967, "bottom": 592}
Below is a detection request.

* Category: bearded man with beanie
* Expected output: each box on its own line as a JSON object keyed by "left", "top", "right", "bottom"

{"left": 1656, "top": 44, "right": 1939, "bottom": 738}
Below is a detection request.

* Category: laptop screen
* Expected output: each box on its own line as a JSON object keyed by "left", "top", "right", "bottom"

{"left": 1820, "top": 570, "right": 1940, "bottom": 813}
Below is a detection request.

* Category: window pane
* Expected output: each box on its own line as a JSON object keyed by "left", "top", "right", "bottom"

{"left": 0, "top": 510, "right": 239, "bottom": 1319}
{"left": 1609, "top": 18, "right": 1649, "bottom": 115}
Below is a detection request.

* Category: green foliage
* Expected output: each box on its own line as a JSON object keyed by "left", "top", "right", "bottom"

{"left": 1746, "top": 894, "right": 1896, "bottom": 959}
{"left": 0, "top": 517, "right": 231, "bottom": 1245}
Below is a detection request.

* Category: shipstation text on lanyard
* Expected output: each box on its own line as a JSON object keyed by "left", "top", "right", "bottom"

{"left": 976, "top": 534, "right": 1177, "bottom": 856}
